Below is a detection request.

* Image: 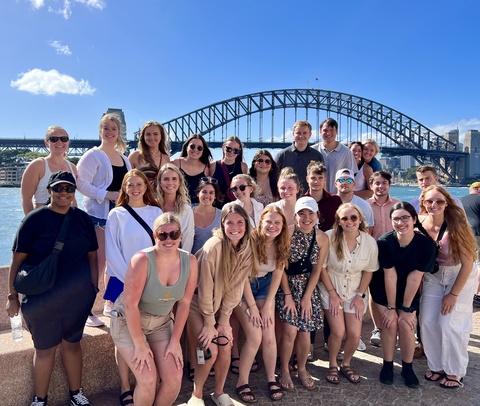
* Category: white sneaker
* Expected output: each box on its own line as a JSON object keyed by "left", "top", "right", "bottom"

{"left": 85, "top": 313, "right": 104, "bottom": 327}
{"left": 370, "top": 328, "right": 382, "bottom": 347}
{"left": 357, "top": 338, "right": 366, "bottom": 351}
{"left": 103, "top": 301, "right": 113, "bottom": 317}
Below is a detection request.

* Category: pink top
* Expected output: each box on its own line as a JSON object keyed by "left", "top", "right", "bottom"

{"left": 436, "top": 232, "right": 456, "bottom": 266}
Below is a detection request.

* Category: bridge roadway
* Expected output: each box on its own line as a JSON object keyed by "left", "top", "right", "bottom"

{"left": 0, "top": 138, "right": 467, "bottom": 160}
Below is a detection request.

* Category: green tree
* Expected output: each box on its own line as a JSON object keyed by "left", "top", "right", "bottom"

{"left": 405, "top": 166, "right": 419, "bottom": 181}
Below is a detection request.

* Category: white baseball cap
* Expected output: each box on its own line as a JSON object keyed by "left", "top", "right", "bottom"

{"left": 335, "top": 168, "right": 355, "bottom": 181}
{"left": 294, "top": 196, "right": 319, "bottom": 214}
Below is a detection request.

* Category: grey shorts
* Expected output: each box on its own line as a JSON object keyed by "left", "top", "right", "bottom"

{"left": 110, "top": 296, "right": 173, "bottom": 348}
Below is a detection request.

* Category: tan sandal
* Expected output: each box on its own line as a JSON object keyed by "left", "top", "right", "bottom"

{"left": 278, "top": 371, "right": 295, "bottom": 392}
{"left": 298, "top": 370, "right": 316, "bottom": 390}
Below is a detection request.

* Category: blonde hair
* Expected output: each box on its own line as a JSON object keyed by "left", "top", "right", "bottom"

{"left": 420, "top": 185, "right": 477, "bottom": 262}
{"left": 331, "top": 203, "right": 368, "bottom": 261}
{"left": 278, "top": 167, "right": 303, "bottom": 196}
{"left": 153, "top": 212, "right": 181, "bottom": 233}
{"left": 45, "top": 126, "right": 68, "bottom": 140}
{"left": 99, "top": 113, "right": 127, "bottom": 153}
{"left": 231, "top": 174, "right": 258, "bottom": 197}
{"left": 156, "top": 163, "right": 191, "bottom": 214}
{"left": 362, "top": 139, "right": 379, "bottom": 155}
{"left": 213, "top": 203, "right": 256, "bottom": 290}
{"left": 252, "top": 206, "right": 290, "bottom": 274}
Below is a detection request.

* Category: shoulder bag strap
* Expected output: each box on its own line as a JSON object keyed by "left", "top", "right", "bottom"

{"left": 124, "top": 204, "right": 155, "bottom": 246}
{"left": 52, "top": 207, "right": 74, "bottom": 254}
{"left": 436, "top": 221, "right": 447, "bottom": 242}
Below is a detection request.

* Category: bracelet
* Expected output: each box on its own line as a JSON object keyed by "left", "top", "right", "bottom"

{"left": 284, "top": 293, "right": 292, "bottom": 296}
{"left": 327, "top": 288, "right": 335, "bottom": 292}
{"left": 449, "top": 292, "right": 458, "bottom": 297}
{"left": 248, "top": 303, "right": 257, "bottom": 309}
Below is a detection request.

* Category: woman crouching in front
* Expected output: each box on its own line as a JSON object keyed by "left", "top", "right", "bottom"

{"left": 187, "top": 203, "right": 255, "bottom": 406}
{"left": 110, "top": 213, "right": 198, "bottom": 406}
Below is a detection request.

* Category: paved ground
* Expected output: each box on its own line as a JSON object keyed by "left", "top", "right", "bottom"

{"left": 69, "top": 307, "right": 480, "bottom": 406}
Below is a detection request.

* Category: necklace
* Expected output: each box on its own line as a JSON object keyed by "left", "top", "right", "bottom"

{"left": 151, "top": 150, "right": 160, "bottom": 156}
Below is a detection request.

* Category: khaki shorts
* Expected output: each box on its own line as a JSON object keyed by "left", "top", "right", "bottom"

{"left": 110, "top": 296, "right": 173, "bottom": 348}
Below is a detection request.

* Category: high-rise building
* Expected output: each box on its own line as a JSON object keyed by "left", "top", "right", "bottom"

{"left": 464, "top": 130, "right": 480, "bottom": 177}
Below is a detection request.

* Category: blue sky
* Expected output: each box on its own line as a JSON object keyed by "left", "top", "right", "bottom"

{"left": 1, "top": 0, "right": 479, "bottom": 142}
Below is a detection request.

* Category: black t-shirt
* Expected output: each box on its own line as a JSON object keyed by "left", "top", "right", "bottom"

{"left": 13, "top": 207, "right": 98, "bottom": 306}
{"left": 460, "top": 194, "right": 480, "bottom": 236}
{"left": 370, "top": 231, "right": 436, "bottom": 308}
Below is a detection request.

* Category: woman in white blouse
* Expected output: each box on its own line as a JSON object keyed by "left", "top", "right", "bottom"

{"left": 320, "top": 203, "right": 379, "bottom": 385}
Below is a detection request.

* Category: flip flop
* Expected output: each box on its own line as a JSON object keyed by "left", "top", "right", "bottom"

{"left": 439, "top": 376, "right": 464, "bottom": 389}
{"left": 424, "top": 370, "right": 445, "bottom": 382}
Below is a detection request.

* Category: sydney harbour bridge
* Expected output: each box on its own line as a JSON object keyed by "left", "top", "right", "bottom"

{"left": 0, "top": 89, "right": 467, "bottom": 182}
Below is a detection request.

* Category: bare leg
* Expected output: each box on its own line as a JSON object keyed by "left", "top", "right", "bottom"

{"left": 324, "top": 310, "right": 345, "bottom": 368}
{"left": 32, "top": 346, "right": 57, "bottom": 398}
{"left": 230, "top": 312, "right": 241, "bottom": 372}
{"left": 61, "top": 340, "right": 83, "bottom": 391}
{"left": 212, "top": 344, "right": 232, "bottom": 399}
{"left": 115, "top": 347, "right": 132, "bottom": 397}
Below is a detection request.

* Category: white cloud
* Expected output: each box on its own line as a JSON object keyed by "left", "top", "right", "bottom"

{"left": 10, "top": 68, "right": 96, "bottom": 96}
{"left": 31, "top": 0, "right": 105, "bottom": 19}
{"left": 49, "top": 40, "right": 72, "bottom": 55}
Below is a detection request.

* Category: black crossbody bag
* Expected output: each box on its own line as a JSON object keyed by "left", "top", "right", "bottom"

{"left": 124, "top": 205, "right": 155, "bottom": 246}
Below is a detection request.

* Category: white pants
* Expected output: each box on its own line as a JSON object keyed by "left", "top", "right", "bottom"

{"left": 420, "top": 263, "right": 478, "bottom": 377}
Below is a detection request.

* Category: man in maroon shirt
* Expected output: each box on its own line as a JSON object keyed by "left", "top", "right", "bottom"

{"left": 304, "top": 161, "right": 342, "bottom": 232}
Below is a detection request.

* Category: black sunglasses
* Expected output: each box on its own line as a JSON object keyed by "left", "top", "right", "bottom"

{"left": 188, "top": 144, "right": 204, "bottom": 152}
{"left": 48, "top": 136, "right": 69, "bottom": 143}
{"left": 51, "top": 185, "right": 76, "bottom": 193}
{"left": 339, "top": 215, "right": 359, "bottom": 222}
{"left": 156, "top": 230, "right": 181, "bottom": 241}
{"left": 230, "top": 185, "right": 248, "bottom": 193}
{"left": 255, "top": 158, "right": 272, "bottom": 165}
{"left": 200, "top": 177, "right": 218, "bottom": 184}
{"left": 225, "top": 146, "right": 241, "bottom": 155}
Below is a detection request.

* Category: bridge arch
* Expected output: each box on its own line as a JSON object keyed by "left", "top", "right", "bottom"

{"left": 157, "top": 89, "right": 465, "bottom": 181}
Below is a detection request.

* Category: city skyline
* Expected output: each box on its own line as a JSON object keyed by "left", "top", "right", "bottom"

{"left": 1, "top": 1, "right": 479, "bottom": 141}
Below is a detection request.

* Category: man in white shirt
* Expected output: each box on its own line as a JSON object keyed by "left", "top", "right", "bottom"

{"left": 335, "top": 168, "right": 374, "bottom": 231}
{"left": 312, "top": 118, "right": 357, "bottom": 194}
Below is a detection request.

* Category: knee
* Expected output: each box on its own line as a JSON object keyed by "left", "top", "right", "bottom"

{"left": 282, "top": 328, "right": 297, "bottom": 343}
{"left": 137, "top": 370, "right": 158, "bottom": 393}
{"left": 329, "top": 327, "right": 345, "bottom": 342}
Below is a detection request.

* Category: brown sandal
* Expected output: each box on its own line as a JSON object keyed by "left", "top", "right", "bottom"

{"left": 340, "top": 365, "right": 361, "bottom": 383}
{"left": 298, "top": 370, "right": 316, "bottom": 390}
{"left": 278, "top": 371, "right": 295, "bottom": 392}
{"left": 325, "top": 366, "right": 340, "bottom": 384}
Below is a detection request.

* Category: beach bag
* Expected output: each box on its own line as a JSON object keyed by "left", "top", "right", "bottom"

{"left": 14, "top": 208, "right": 73, "bottom": 295}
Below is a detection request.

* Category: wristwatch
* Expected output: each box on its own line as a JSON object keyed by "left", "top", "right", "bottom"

{"left": 401, "top": 305, "right": 415, "bottom": 313}
{"left": 386, "top": 305, "right": 396, "bottom": 310}
{"left": 356, "top": 292, "right": 366, "bottom": 299}
{"left": 7, "top": 293, "right": 18, "bottom": 300}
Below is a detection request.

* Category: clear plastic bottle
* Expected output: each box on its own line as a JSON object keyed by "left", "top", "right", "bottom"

{"left": 10, "top": 314, "right": 23, "bottom": 342}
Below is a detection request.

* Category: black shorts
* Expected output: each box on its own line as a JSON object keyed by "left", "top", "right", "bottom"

{"left": 21, "top": 288, "right": 95, "bottom": 350}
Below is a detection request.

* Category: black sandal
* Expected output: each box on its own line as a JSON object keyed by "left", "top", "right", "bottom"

{"left": 119, "top": 390, "right": 134, "bottom": 406}
{"left": 187, "top": 361, "right": 195, "bottom": 382}
{"left": 267, "top": 381, "right": 283, "bottom": 401}
{"left": 230, "top": 357, "right": 240, "bottom": 375}
{"left": 236, "top": 384, "right": 257, "bottom": 403}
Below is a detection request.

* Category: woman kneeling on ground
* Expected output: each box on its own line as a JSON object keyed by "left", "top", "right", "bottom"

{"left": 110, "top": 213, "right": 198, "bottom": 406}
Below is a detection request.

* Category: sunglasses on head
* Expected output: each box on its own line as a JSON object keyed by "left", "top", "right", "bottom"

{"left": 230, "top": 185, "right": 248, "bottom": 193}
{"left": 423, "top": 199, "right": 446, "bottom": 207}
{"left": 188, "top": 144, "right": 204, "bottom": 152}
{"left": 51, "top": 184, "right": 76, "bottom": 193}
{"left": 200, "top": 176, "right": 218, "bottom": 184}
{"left": 156, "top": 230, "right": 181, "bottom": 241}
{"left": 337, "top": 178, "right": 354, "bottom": 184}
{"left": 255, "top": 158, "right": 272, "bottom": 165}
{"left": 225, "top": 146, "right": 241, "bottom": 155}
{"left": 340, "top": 215, "right": 359, "bottom": 223}
{"left": 48, "top": 136, "right": 69, "bottom": 143}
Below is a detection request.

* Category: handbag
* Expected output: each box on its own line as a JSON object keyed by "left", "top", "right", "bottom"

{"left": 14, "top": 208, "right": 73, "bottom": 295}
{"left": 123, "top": 204, "right": 155, "bottom": 246}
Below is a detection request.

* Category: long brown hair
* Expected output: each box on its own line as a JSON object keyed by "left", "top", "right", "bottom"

{"left": 213, "top": 203, "right": 256, "bottom": 290}
{"left": 138, "top": 121, "right": 170, "bottom": 168}
{"left": 420, "top": 185, "right": 477, "bottom": 262}
{"left": 331, "top": 203, "right": 368, "bottom": 261}
{"left": 116, "top": 169, "right": 160, "bottom": 208}
{"left": 252, "top": 206, "right": 290, "bottom": 275}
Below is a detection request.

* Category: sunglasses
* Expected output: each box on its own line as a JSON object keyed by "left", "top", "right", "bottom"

{"left": 340, "top": 215, "right": 359, "bottom": 223}
{"left": 225, "top": 146, "right": 241, "bottom": 155}
{"left": 188, "top": 144, "right": 204, "bottom": 152}
{"left": 391, "top": 215, "right": 411, "bottom": 223}
{"left": 423, "top": 199, "right": 446, "bottom": 207}
{"left": 255, "top": 158, "right": 272, "bottom": 165}
{"left": 51, "top": 185, "right": 76, "bottom": 193}
{"left": 230, "top": 185, "right": 248, "bottom": 193}
{"left": 156, "top": 230, "right": 181, "bottom": 241}
{"left": 48, "top": 136, "right": 69, "bottom": 143}
{"left": 200, "top": 176, "right": 218, "bottom": 184}
{"left": 336, "top": 178, "right": 354, "bottom": 184}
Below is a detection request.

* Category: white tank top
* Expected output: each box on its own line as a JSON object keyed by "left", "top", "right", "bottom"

{"left": 33, "top": 158, "right": 75, "bottom": 204}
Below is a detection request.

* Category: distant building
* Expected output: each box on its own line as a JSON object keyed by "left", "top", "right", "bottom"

{"left": 105, "top": 108, "right": 127, "bottom": 143}
{"left": 464, "top": 130, "right": 480, "bottom": 177}
{"left": 400, "top": 155, "right": 415, "bottom": 170}
{"left": 0, "top": 163, "right": 27, "bottom": 186}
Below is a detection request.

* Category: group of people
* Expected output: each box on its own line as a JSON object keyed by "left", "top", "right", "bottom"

{"left": 5, "top": 115, "right": 479, "bottom": 406}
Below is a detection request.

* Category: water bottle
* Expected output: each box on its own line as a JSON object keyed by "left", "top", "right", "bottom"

{"left": 10, "top": 314, "right": 23, "bottom": 342}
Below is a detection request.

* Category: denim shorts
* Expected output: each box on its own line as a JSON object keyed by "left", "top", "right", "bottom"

{"left": 89, "top": 215, "right": 107, "bottom": 229}
{"left": 248, "top": 272, "right": 272, "bottom": 300}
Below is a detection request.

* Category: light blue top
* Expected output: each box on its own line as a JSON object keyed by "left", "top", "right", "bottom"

{"left": 191, "top": 208, "right": 221, "bottom": 255}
